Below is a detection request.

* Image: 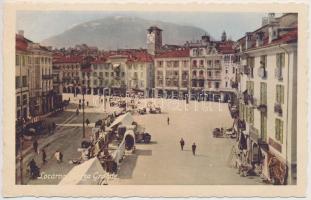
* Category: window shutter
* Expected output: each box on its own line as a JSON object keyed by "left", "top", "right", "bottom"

{"left": 280, "top": 120, "right": 283, "bottom": 143}
{"left": 275, "top": 119, "right": 279, "bottom": 141}
{"left": 281, "top": 85, "right": 284, "bottom": 104}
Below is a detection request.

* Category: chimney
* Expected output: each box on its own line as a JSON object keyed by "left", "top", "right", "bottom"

{"left": 268, "top": 22, "right": 279, "bottom": 43}
{"left": 18, "top": 30, "right": 24, "bottom": 37}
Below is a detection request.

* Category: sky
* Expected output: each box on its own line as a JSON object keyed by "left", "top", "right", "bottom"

{"left": 16, "top": 11, "right": 270, "bottom": 43}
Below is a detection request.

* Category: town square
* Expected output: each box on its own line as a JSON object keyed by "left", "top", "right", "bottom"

{"left": 13, "top": 11, "right": 298, "bottom": 186}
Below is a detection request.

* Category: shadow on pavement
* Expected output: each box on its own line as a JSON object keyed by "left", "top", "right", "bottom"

{"left": 118, "top": 149, "right": 152, "bottom": 179}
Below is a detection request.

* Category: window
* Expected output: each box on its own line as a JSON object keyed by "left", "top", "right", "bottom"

{"left": 16, "top": 76, "right": 20, "bottom": 88}
{"left": 233, "top": 67, "right": 235, "bottom": 74}
{"left": 22, "top": 94, "right": 27, "bottom": 105}
{"left": 16, "top": 96, "right": 21, "bottom": 107}
{"left": 105, "top": 72, "right": 109, "bottom": 77}
{"left": 93, "top": 80, "right": 97, "bottom": 85}
{"left": 260, "top": 55, "right": 267, "bottom": 68}
{"left": 260, "top": 82, "right": 267, "bottom": 105}
{"left": 275, "top": 118, "right": 283, "bottom": 143}
{"left": 261, "top": 114, "right": 267, "bottom": 141}
{"left": 93, "top": 72, "right": 97, "bottom": 77}
{"left": 246, "top": 107, "right": 254, "bottom": 125}
{"left": 208, "top": 71, "right": 212, "bottom": 77}
{"left": 239, "top": 103, "right": 245, "bottom": 120}
{"left": 247, "top": 57, "right": 255, "bottom": 77}
{"left": 207, "top": 60, "right": 212, "bottom": 67}
{"left": 199, "top": 60, "right": 204, "bottom": 66}
{"left": 158, "top": 61, "right": 163, "bottom": 67}
{"left": 111, "top": 72, "right": 114, "bottom": 77}
{"left": 22, "top": 76, "right": 27, "bottom": 87}
{"left": 16, "top": 55, "right": 20, "bottom": 65}
{"left": 226, "top": 69, "right": 228, "bottom": 74}
{"left": 276, "top": 53, "right": 285, "bottom": 68}
{"left": 276, "top": 84, "right": 284, "bottom": 104}
{"left": 192, "top": 60, "right": 197, "bottom": 67}
{"left": 93, "top": 64, "right": 97, "bottom": 70}
{"left": 246, "top": 81, "right": 254, "bottom": 95}
{"left": 215, "top": 82, "right": 220, "bottom": 89}
{"left": 99, "top": 72, "right": 103, "bottom": 77}
{"left": 225, "top": 82, "right": 228, "bottom": 87}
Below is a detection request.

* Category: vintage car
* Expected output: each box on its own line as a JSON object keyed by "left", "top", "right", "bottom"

{"left": 138, "top": 107, "right": 147, "bottom": 115}
{"left": 149, "top": 106, "right": 161, "bottom": 114}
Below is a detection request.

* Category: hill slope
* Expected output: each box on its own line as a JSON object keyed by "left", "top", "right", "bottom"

{"left": 41, "top": 16, "right": 207, "bottom": 49}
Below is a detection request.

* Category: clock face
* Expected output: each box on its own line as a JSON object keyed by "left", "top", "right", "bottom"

{"left": 147, "top": 33, "right": 155, "bottom": 44}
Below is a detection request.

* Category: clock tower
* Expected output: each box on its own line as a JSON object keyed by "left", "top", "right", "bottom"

{"left": 147, "top": 26, "right": 162, "bottom": 55}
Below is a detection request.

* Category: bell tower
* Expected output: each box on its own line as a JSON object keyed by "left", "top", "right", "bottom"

{"left": 147, "top": 26, "right": 162, "bottom": 55}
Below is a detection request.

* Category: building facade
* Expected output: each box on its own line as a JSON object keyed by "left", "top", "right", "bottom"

{"left": 154, "top": 49, "right": 190, "bottom": 98}
{"left": 16, "top": 33, "right": 30, "bottom": 125}
{"left": 236, "top": 13, "right": 297, "bottom": 184}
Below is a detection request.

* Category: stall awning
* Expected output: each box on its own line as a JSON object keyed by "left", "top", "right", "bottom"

{"left": 109, "top": 112, "right": 134, "bottom": 129}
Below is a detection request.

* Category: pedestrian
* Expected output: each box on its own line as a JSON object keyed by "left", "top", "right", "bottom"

{"left": 192, "top": 142, "right": 197, "bottom": 156}
{"left": 86, "top": 118, "right": 90, "bottom": 126}
{"left": 180, "top": 138, "right": 185, "bottom": 151}
{"left": 87, "top": 101, "right": 89, "bottom": 107}
{"left": 52, "top": 122, "right": 56, "bottom": 131}
{"left": 54, "top": 150, "right": 63, "bottom": 163}
{"left": 167, "top": 117, "right": 170, "bottom": 125}
{"left": 33, "top": 139, "right": 38, "bottom": 154}
{"left": 28, "top": 159, "right": 39, "bottom": 179}
{"left": 41, "top": 149, "right": 47, "bottom": 164}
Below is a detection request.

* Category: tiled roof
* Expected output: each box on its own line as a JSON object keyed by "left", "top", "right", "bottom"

{"left": 155, "top": 49, "right": 190, "bottom": 58}
{"left": 16, "top": 34, "right": 29, "bottom": 52}
{"left": 246, "top": 28, "right": 297, "bottom": 51}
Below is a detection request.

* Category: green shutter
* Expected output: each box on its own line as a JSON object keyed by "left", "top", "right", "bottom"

{"left": 280, "top": 120, "right": 283, "bottom": 144}
{"left": 275, "top": 119, "right": 279, "bottom": 141}
{"left": 280, "top": 85, "right": 284, "bottom": 104}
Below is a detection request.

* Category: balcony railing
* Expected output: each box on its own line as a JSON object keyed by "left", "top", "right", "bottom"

{"left": 42, "top": 74, "right": 53, "bottom": 80}
{"left": 274, "top": 103, "right": 283, "bottom": 116}
{"left": 243, "top": 92, "right": 255, "bottom": 106}
{"left": 257, "top": 104, "right": 267, "bottom": 113}
{"left": 258, "top": 67, "right": 267, "bottom": 79}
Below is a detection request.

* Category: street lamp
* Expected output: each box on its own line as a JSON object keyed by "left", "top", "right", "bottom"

{"left": 82, "top": 86, "right": 86, "bottom": 138}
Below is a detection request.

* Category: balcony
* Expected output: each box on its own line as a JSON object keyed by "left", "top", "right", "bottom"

{"left": 257, "top": 67, "right": 267, "bottom": 79}
{"left": 230, "top": 80, "right": 239, "bottom": 89}
{"left": 257, "top": 104, "right": 267, "bottom": 113}
{"left": 274, "top": 103, "right": 283, "bottom": 116}
{"left": 243, "top": 91, "right": 256, "bottom": 106}
{"left": 42, "top": 74, "right": 53, "bottom": 80}
{"left": 243, "top": 65, "right": 250, "bottom": 75}
{"left": 238, "top": 119, "right": 246, "bottom": 131}
{"left": 275, "top": 67, "right": 283, "bottom": 81}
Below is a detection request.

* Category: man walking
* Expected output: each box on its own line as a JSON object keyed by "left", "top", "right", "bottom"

{"left": 167, "top": 117, "right": 170, "bottom": 125}
{"left": 180, "top": 138, "right": 185, "bottom": 151}
{"left": 41, "top": 148, "right": 47, "bottom": 164}
{"left": 33, "top": 139, "right": 38, "bottom": 154}
{"left": 192, "top": 142, "right": 197, "bottom": 156}
{"left": 86, "top": 118, "right": 90, "bottom": 127}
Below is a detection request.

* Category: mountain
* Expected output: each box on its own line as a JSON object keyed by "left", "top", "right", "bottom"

{"left": 41, "top": 16, "right": 208, "bottom": 49}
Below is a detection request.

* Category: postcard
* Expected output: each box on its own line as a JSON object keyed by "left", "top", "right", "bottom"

{"left": 2, "top": 1, "right": 309, "bottom": 197}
